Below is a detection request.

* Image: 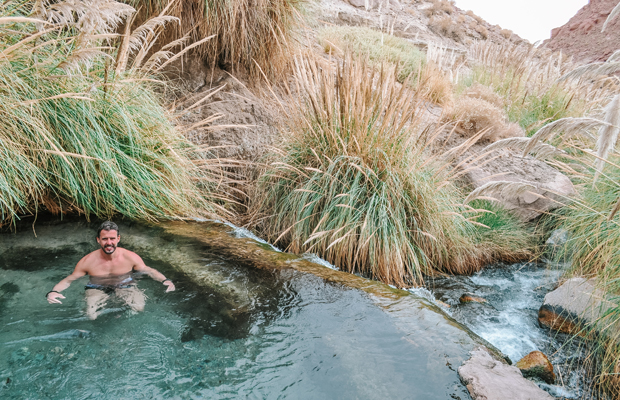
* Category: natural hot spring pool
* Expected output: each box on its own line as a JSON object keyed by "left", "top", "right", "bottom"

{"left": 0, "top": 220, "right": 482, "bottom": 399}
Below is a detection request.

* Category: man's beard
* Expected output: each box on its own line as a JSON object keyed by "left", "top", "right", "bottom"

{"left": 102, "top": 244, "right": 117, "bottom": 254}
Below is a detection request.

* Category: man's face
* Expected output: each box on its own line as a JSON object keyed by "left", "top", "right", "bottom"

{"left": 97, "top": 230, "right": 120, "bottom": 254}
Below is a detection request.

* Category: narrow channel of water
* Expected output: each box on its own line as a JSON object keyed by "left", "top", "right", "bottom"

{"left": 418, "top": 262, "right": 598, "bottom": 399}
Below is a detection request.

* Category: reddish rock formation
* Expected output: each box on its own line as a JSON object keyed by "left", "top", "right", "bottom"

{"left": 544, "top": 0, "right": 620, "bottom": 62}
{"left": 516, "top": 351, "right": 556, "bottom": 384}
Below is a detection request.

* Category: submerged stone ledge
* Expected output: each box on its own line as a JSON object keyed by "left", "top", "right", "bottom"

{"left": 158, "top": 221, "right": 511, "bottom": 357}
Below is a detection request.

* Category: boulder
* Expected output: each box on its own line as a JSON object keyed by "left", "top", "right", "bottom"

{"left": 459, "top": 294, "right": 487, "bottom": 304}
{"left": 538, "top": 277, "right": 617, "bottom": 334}
{"left": 464, "top": 149, "right": 576, "bottom": 221}
{"left": 458, "top": 347, "right": 554, "bottom": 400}
{"left": 516, "top": 351, "right": 555, "bottom": 384}
{"left": 347, "top": 0, "right": 367, "bottom": 8}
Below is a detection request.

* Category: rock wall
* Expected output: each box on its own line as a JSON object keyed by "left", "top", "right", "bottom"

{"left": 544, "top": 0, "right": 620, "bottom": 62}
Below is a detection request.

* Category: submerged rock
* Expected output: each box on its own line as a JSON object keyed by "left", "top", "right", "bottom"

{"left": 516, "top": 351, "right": 555, "bottom": 384}
{"left": 458, "top": 347, "right": 554, "bottom": 400}
{"left": 459, "top": 294, "right": 487, "bottom": 304}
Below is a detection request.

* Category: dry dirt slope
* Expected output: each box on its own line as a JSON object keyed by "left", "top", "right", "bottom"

{"left": 544, "top": 0, "right": 620, "bottom": 62}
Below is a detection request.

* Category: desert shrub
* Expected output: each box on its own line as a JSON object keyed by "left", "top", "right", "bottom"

{"left": 318, "top": 26, "right": 426, "bottom": 82}
{"left": 466, "top": 10, "right": 484, "bottom": 24}
{"left": 429, "top": 15, "right": 463, "bottom": 41}
{"left": 425, "top": 0, "right": 454, "bottom": 17}
{"left": 449, "top": 97, "right": 523, "bottom": 142}
{"left": 128, "top": 0, "right": 306, "bottom": 79}
{"left": 0, "top": 0, "right": 232, "bottom": 225}
{"left": 464, "top": 83, "right": 504, "bottom": 108}
{"left": 251, "top": 55, "right": 508, "bottom": 287}
{"left": 500, "top": 28, "right": 513, "bottom": 40}
{"left": 475, "top": 24, "right": 488, "bottom": 39}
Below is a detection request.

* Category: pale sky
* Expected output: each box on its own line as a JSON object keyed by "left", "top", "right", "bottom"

{"left": 453, "top": 0, "right": 589, "bottom": 43}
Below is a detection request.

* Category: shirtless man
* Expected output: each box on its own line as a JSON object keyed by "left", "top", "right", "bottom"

{"left": 46, "top": 221, "right": 175, "bottom": 320}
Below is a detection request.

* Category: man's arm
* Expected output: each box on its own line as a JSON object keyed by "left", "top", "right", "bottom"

{"left": 47, "top": 259, "right": 88, "bottom": 304}
{"left": 131, "top": 253, "right": 175, "bottom": 292}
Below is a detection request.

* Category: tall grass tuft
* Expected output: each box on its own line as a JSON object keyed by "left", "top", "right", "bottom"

{"left": 250, "top": 54, "right": 530, "bottom": 287}
{"left": 0, "top": 0, "right": 233, "bottom": 225}
{"left": 128, "top": 0, "right": 306, "bottom": 79}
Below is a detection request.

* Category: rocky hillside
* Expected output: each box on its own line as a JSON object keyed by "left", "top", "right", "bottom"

{"left": 544, "top": 0, "right": 620, "bottom": 62}
{"left": 317, "top": 0, "right": 526, "bottom": 51}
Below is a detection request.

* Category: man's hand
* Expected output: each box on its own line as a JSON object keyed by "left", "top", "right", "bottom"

{"left": 163, "top": 280, "right": 175, "bottom": 292}
{"left": 47, "top": 292, "right": 66, "bottom": 304}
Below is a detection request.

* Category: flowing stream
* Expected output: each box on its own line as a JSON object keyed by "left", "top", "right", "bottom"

{"left": 417, "top": 262, "right": 596, "bottom": 399}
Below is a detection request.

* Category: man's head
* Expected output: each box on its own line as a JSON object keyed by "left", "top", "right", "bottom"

{"left": 96, "top": 221, "right": 120, "bottom": 255}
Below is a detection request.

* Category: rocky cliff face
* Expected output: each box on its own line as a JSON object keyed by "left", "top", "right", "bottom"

{"left": 544, "top": 0, "right": 620, "bottom": 62}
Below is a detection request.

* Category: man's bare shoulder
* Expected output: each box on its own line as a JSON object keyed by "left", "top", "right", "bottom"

{"left": 79, "top": 249, "right": 101, "bottom": 264}
{"left": 119, "top": 247, "right": 141, "bottom": 260}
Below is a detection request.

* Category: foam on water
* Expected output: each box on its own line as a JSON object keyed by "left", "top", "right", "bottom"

{"left": 300, "top": 253, "right": 338, "bottom": 270}
{"left": 427, "top": 262, "right": 591, "bottom": 399}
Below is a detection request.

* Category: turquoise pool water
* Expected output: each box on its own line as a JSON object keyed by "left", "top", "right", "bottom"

{"left": 0, "top": 220, "right": 471, "bottom": 399}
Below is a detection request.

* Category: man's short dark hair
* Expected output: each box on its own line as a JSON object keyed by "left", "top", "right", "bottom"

{"left": 97, "top": 221, "right": 119, "bottom": 238}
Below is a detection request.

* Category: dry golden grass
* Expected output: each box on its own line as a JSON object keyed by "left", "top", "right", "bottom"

{"left": 448, "top": 97, "right": 524, "bottom": 142}
{"left": 429, "top": 15, "right": 463, "bottom": 41}
{"left": 500, "top": 28, "right": 513, "bottom": 40}
{"left": 424, "top": 0, "right": 455, "bottom": 17}
{"left": 418, "top": 63, "right": 453, "bottom": 106}
{"left": 128, "top": 0, "right": 306, "bottom": 80}
{"left": 318, "top": 26, "right": 426, "bottom": 82}
{"left": 464, "top": 83, "right": 504, "bottom": 108}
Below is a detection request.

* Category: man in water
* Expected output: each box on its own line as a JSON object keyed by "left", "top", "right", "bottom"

{"left": 46, "top": 221, "right": 175, "bottom": 320}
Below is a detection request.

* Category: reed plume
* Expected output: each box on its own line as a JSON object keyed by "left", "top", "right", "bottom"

{"left": 594, "top": 95, "right": 620, "bottom": 184}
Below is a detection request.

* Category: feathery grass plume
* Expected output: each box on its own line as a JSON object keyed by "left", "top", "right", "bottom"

{"left": 602, "top": 1, "right": 620, "bottom": 32}
{"left": 594, "top": 95, "right": 620, "bottom": 184}
{"left": 250, "top": 53, "right": 529, "bottom": 287}
{"left": 318, "top": 26, "right": 426, "bottom": 83}
{"left": 417, "top": 62, "right": 453, "bottom": 105}
{"left": 0, "top": 0, "right": 235, "bottom": 225}
{"left": 522, "top": 117, "right": 606, "bottom": 156}
{"left": 558, "top": 57, "right": 620, "bottom": 83}
{"left": 482, "top": 137, "right": 564, "bottom": 160}
{"left": 127, "top": 0, "right": 306, "bottom": 80}
{"left": 463, "top": 181, "right": 538, "bottom": 205}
